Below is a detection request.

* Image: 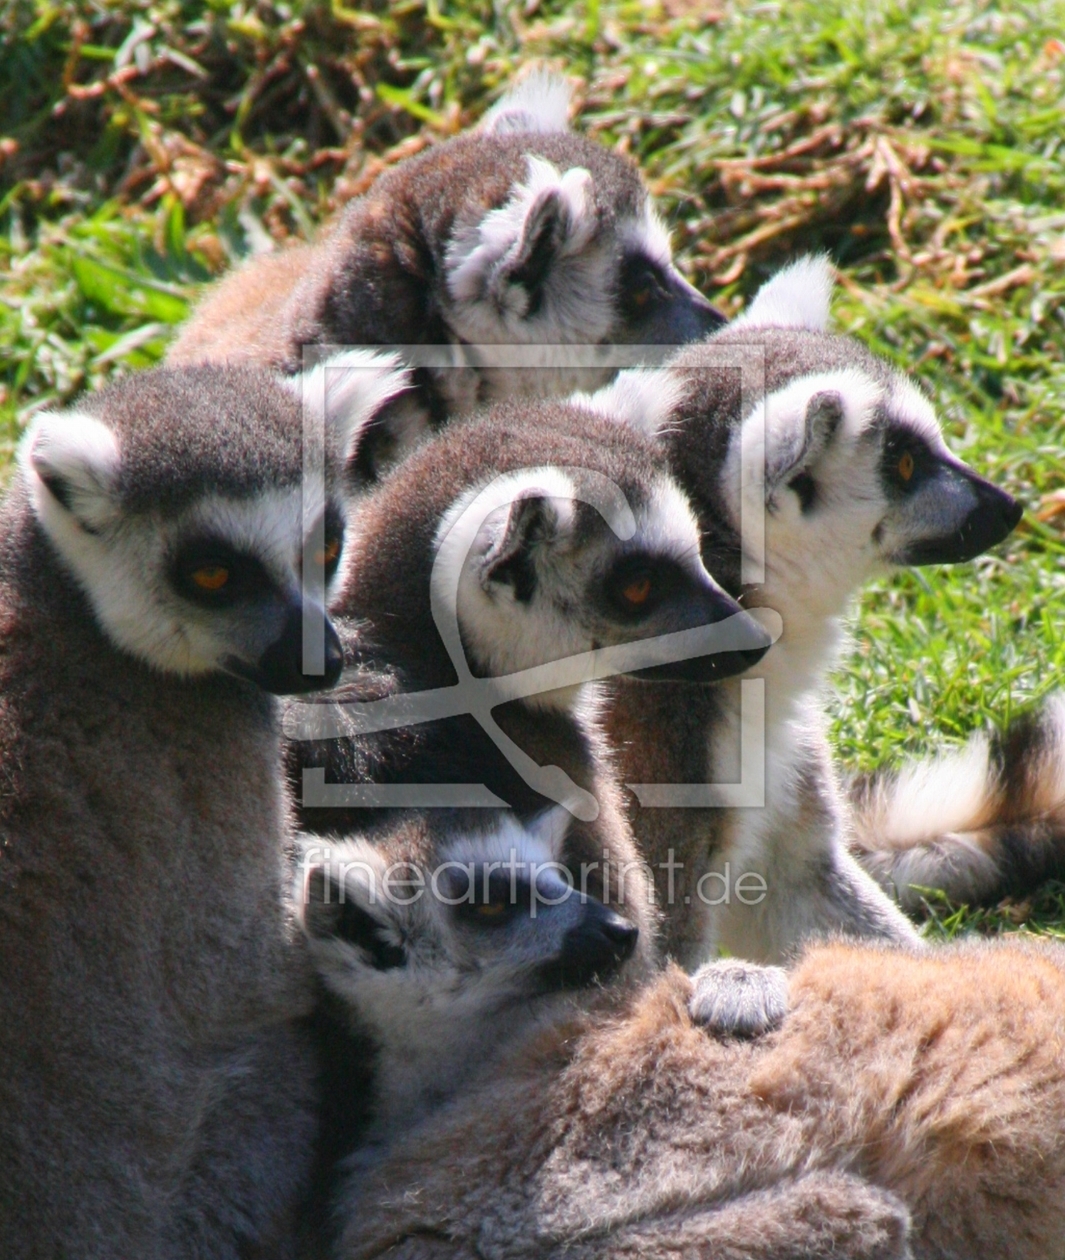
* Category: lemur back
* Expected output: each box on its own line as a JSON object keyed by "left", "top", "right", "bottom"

{"left": 345, "top": 939, "right": 1065, "bottom": 1260}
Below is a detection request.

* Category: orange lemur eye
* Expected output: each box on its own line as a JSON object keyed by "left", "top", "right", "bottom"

{"left": 631, "top": 287, "right": 652, "bottom": 309}
{"left": 316, "top": 537, "right": 341, "bottom": 568}
{"left": 473, "top": 901, "right": 508, "bottom": 920}
{"left": 898, "top": 452, "right": 915, "bottom": 482}
{"left": 191, "top": 566, "right": 229, "bottom": 591}
{"left": 622, "top": 576, "right": 653, "bottom": 606}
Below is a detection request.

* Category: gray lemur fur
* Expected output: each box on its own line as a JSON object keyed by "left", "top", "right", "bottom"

{"left": 298, "top": 809, "right": 646, "bottom": 1164}
{"left": 168, "top": 70, "right": 722, "bottom": 479}
{"left": 579, "top": 256, "right": 1020, "bottom": 980}
{"left": 0, "top": 353, "right": 407, "bottom": 1258}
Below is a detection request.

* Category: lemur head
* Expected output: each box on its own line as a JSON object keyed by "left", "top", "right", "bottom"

{"left": 338, "top": 402, "right": 772, "bottom": 697}
{"left": 300, "top": 807, "right": 639, "bottom": 1127}
{"left": 439, "top": 70, "right": 724, "bottom": 359}
{"left": 19, "top": 353, "right": 409, "bottom": 693}
{"left": 307, "top": 71, "right": 724, "bottom": 482}
{"left": 582, "top": 256, "right": 1021, "bottom": 628}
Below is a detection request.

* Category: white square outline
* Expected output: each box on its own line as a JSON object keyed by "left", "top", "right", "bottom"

{"left": 294, "top": 343, "right": 770, "bottom": 812}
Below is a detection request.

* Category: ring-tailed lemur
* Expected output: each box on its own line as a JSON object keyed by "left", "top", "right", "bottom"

{"left": 286, "top": 396, "right": 772, "bottom": 857}
{"left": 299, "top": 808, "right": 642, "bottom": 1159}
{"left": 283, "top": 397, "right": 773, "bottom": 1215}
{"left": 0, "top": 353, "right": 408, "bottom": 1259}
{"left": 169, "top": 71, "right": 724, "bottom": 479}
{"left": 307, "top": 823, "right": 1065, "bottom": 1260}
{"left": 848, "top": 690, "right": 1065, "bottom": 910}
{"left": 578, "top": 256, "right": 1021, "bottom": 974}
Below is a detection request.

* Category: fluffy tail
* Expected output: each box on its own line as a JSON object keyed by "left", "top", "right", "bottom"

{"left": 847, "top": 693, "right": 1065, "bottom": 912}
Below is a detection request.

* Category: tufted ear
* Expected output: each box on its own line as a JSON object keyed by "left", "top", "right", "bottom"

{"left": 480, "top": 69, "right": 572, "bottom": 136}
{"left": 574, "top": 368, "right": 689, "bottom": 441}
{"left": 774, "top": 390, "right": 845, "bottom": 484}
{"left": 302, "top": 855, "right": 407, "bottom": 971}
{"left": 446, "top": 157, "right": 597, "bottom": 313}
{"left": 732, "top": 255, "right": 834, "bottom": 333}
{"left": 19, "top": 410, "right": 122, "bottom": 535}
{"left": 479, "top": 493, "right": 569, "bottom": 603}
{"left": 284, "top": 350, "right": 412, "bottom": 468}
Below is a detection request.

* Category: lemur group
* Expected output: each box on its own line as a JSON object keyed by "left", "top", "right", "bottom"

{"left": 3, "top": 69, "right": 1065, "bottom": 1260}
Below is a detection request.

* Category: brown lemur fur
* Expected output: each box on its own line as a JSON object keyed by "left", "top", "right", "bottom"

{"left": 318, "top": 863, "right": 1065, "bottom": 1260}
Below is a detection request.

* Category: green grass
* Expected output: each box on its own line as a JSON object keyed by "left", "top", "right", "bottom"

{"left": 2, "top": 0, "right": 1063, "bottom": 935}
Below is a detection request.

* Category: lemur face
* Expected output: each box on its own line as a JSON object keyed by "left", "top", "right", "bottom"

{"left": 717, "top": 368, "right": 1019, "bottom": 622}
{"left": 20, "top": 354, "right": 409, "bottom": 692}
{"left": 435, "top": 464, "right": 772, "bottom": 691}
{"left": 445, "top": 161, "right": 722, "bottom": 361}
{"left": 713, "top": 262, "right": 1021, "bottom": 615}
{"left": 301, "top": 809, "right": 640, "bottom": 1037}
{"left": 582, "top": 257, "right": 1021, "bottom": 622}
{"left": 439, "top": 73, "right": 723, "bottom": 399}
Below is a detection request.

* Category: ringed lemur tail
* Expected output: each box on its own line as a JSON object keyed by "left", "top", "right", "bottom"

{"left": 847, "top": 691, "right": 1065, "bottom": 912}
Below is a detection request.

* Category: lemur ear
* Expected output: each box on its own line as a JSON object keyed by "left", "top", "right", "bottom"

{"left": 506, "top": 185, "right": 569, "bottom": 303}
{"left": 480, "top": 70, "right": 572, "bottom": 136}
{"left": 481, "top": 493, "right": 567, "bottom": 600}
{"left": 733, "top": 255, "right": 834, "bottom": 332}
{"left": 767, "top": 389, "right": 845, "bottom": 491}
{"left": 802, "top": 390, "right": 846, "bottom": 463}
{"left": 446, "top": 158, "right": 596, "bottom": 312}
{"left": 20, "top": 410, "right": 122, "bottom": 533}
{"left": 284, "top": 350, "right": 411, "bottom": 468}
{"left": 575, "top": 368, "right": 689, "bottom": 440}
{"left": 303, "top": 863, "right": 407, "bottom": 971}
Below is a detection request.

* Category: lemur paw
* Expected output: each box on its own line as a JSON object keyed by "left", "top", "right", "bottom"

{"left": 688, "top": 958, "right": 789, "bottom": 1038}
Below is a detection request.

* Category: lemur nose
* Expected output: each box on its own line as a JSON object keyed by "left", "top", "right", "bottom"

{"left": 557, "top": 903, "right": 639, "bottom": 988}
{"left": 241, "top": 605, "right": 345, "bottom": 695}
{"left": 598, "top": 910, "right": 640, "bottom": 961}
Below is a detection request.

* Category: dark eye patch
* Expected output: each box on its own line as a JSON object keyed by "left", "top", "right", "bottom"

{"left": 450, "top": 867, "right": 532, "bottom": 928}
{"left": 170, "top": 537, "right": 275, "bottom": 608}
{"left": 618, "top": 253, "right": 672, "bottom": 322}
{"left": 602, "top": 554, "right": 687, "bottom": 622}
{"left": 303, "top": 506, "right": 346, "bottom": 586}
{"left": 881, "top": 426, "right": 935, "bottom": 495}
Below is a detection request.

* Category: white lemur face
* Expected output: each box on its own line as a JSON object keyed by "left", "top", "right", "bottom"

{"left": 300, "top": 808, "right": 640, "bottom": 1126}
{"left": 722, "top": 265, "right": 1021, "bottom": 620}
{"left": 20, "top": 353, "right": 409, "bottom": 692}
{"left": 582, "top": 257, "right": 1022, "bottom": 625}
{"left": 445, "top": 161, "right": 716, "bottom": 358}
{"left": 435, "top": 462, "right": 772, "bottom": 692}
{"left": 442, "top": 72, "right": 723, "bottom": 383}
